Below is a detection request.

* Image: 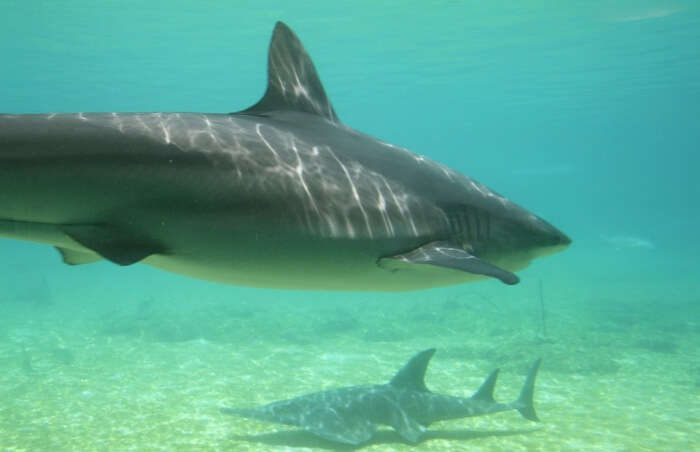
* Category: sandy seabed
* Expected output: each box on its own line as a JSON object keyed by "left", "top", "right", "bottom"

{"left": 1, "top": 280, "right": 698, "bottom": 451}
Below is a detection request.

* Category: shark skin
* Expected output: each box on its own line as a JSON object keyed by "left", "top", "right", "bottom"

{"left": 0, "top": 22, "right": 570, "bottom": 291}
{"left": 221, "top": 349, "right": 542, "bottom": 446}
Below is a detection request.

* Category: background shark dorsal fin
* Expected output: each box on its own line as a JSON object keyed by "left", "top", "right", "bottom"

{"left": 471, "top": 369, "right": 499, "bottom": 403}
{"left": 239, "top": 21, "right": 339, "bottom": 123}
{"left": 389, "top": 348, "right": 436, "bottom": 392}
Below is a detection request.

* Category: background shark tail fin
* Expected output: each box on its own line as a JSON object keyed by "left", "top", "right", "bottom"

{"left": 515, "top": 358, "right": 542, "bottom": 422}
{"left": 471, "top": 369, "right": 499, "bottom": 403}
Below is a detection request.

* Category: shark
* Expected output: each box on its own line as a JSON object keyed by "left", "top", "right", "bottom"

{"left": 0, "top": 22, "right": 570, "bottom": 291}
{"left": 221, "top": 349, "right": 542, "bottom": 445}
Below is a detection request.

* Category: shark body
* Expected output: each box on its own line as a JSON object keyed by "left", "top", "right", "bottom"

{"left": 0, "top": 22, "right": 570, "bottom": 291}
{"left": 222, "top": 349, "right": 542, "bottom": 445}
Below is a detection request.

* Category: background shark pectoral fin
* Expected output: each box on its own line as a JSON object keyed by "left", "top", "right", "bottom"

{"left": 304, "top": 410, "right": 376, "bottom": 445}
{"left": 59, "top": 224, "right": 165, "bottom": 266}
{"left": 383, "top": 241, "right": 519, "bottom": 285}
{"left": 55, "top": 247, "right": 103, "bottom": 265}
{"left": 389, "top": 410, "right": 425, "bottom": 444}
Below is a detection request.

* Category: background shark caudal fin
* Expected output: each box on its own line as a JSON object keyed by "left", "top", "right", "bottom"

{"left": 515, "top": 358, "right": 542, "bottom": 422}
{"left": 471, "top": 369, "right": 499, "bottom": 403}
{"left": 389, "top": 348, "right": 436, "bottom": 391}
{"left": 238, "top": 21, "right": 339, "bottom": 123}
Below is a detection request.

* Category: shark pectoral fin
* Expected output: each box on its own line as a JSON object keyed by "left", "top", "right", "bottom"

{"left": 55, "top": 247, "right": 103, "bottom": 265}
{"left": 382, "top": 241, "right": 519, "bottom": 285}
{"left": 389, "top": 410, "right": 425, "bottom": 444}
{"left": 59, "top": 224, "right": 165, "bottom": 266}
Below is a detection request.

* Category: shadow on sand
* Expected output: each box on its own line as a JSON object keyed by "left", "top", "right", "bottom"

{"left": 229, "top": 427, "right": 542, "bottom": 450}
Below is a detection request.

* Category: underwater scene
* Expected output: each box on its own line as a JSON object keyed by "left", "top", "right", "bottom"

{"left": 1, "top": 1, "right": 698, "bottom": 450}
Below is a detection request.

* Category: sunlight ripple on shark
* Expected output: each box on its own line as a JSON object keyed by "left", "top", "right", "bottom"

{"left": 221, "top": 349, "right": 542, "bottom": 445}
{"left": 0, "top": 22, "right": 570, "bottom": 291}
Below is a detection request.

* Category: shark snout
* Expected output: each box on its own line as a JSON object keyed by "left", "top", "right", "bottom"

{"left": 528, "top": 219, "right": 571, "bottom": 257}
{"left": 558, "top": 230, "right": 572, "bottom": 246}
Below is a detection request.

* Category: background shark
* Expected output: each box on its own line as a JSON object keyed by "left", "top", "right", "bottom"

{"left": 0, "top": 22, "right": 570, "bottom": 291}
{"left": 222, "top": 349, "right": 541, "bottom": 445}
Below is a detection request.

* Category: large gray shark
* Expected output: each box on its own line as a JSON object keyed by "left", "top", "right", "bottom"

{"left": 221, "top": 349, "right": 542, "bottom": 445}
{"left": 0, "top": 22, "right": 570, "bottom": 291}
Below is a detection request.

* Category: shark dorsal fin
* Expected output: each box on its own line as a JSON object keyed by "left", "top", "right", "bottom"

{"left": 471, "top": 369, "right": 499, "bottom": 403}
{"left": 240, "top": 22, "right": 339, "bottom": 123}
{"left": 389, "top": 348, "right": 436, "bottom": 392}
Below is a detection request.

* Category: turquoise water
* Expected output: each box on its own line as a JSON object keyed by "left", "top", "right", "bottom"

{"left": 1, "top": 1, "right": 699, "bottom": 450}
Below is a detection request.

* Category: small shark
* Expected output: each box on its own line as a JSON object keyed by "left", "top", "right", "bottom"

{"left": 221, "top": 349, "right": 541, "bottom": 445}
{"left": 0, "top": 22, "right": 570, "bottom": 291}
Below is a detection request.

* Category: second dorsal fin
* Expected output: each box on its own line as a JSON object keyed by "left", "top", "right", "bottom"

{"left": 240, "top": 21, "right": 339, "bottom": 123}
